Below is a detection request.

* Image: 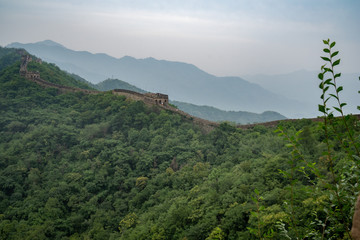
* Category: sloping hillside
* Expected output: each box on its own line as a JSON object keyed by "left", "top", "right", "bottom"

{"left": 0, "top": 46, "right": 25, "bottom": 71}
{"left": 26, "top": 59, "right": 94, "bottom": 90}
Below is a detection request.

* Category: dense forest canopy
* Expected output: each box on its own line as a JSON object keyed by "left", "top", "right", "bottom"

{"left": 0, "top": 46, "right": 359, "bottom": 239}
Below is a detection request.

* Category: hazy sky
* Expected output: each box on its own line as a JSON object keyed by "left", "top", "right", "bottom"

{"left": 0, "top": 0, "right": 359, "bottom": 76}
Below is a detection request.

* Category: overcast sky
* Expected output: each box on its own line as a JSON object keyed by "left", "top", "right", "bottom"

{"left": 0, "top": 0, "right": 359, "bottom": 76}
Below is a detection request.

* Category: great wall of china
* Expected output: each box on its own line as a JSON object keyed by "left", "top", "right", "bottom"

{"left": 19, "top": 55, "right": 359, "bottom": 131}
{"left": 19, "top": 55, "right": 219, "bottom": 131}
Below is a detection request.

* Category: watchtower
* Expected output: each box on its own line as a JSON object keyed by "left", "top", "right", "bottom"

{"left": 145, "top": 93, "right": 169, "bottom": 105}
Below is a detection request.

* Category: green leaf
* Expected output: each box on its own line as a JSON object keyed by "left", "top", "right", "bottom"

{"left": 334, "top": 73, "right": 341, "bottom": 79}
{"left": 333, "top": 59, "right": 340, "bottom": 67}
{"left": 250, "top": 211, "right": 258, "bottom": 217}
{"left": 324, "top": 79, "right": 332, "bottom": 85}
{"left": 336, "top": 86, "right": 343, "bottom": 93}
{"left": 323, "top": 39, "right": 329, "bottom": 44}
{"left": 321, "top": 57, "right": 331, "bottom": 62}
{"left": 323, "top": 48, "right": 330, "bottom": 53}
{"left": 318, "top": 73, "right": 324, "bottom": 80}
{"left": 330, "top": 41, "right": 336, "bottom": 48}
{"left": 340, "top": 103, "right": 347, "bottom": 107}
{"left": 331, "top": 51, "right": 339, "bottom": 58}
{"left": 329, "top": 94, "right": 339, "bottom": 100}
{"left": 324, "top": 67, "right": 333, "bottom": 73}
{"left": 318, "top": 104, "right": 326, "bottom": 113}
{"left": 333, "top": 106, "right": 342, "bottom": 113}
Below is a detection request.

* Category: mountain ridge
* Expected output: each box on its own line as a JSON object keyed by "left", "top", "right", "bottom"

{"left": 171, "top": 100, "right": 286, "bottom": 124}
{"left": 7, "top": 40, "right": 309, "bottom": 118}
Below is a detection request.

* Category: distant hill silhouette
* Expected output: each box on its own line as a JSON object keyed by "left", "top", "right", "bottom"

{"left": 171, "top": 101, "right": 286, "bottom": 124}
{"left": 95, "top": 78, "right": 147, "bottom": 93}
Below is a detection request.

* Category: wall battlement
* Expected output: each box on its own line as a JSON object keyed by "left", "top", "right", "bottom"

{"left": 144, "top": 93, "right": 168, "bottom": 105}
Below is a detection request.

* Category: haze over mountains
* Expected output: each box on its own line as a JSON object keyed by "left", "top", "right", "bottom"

{"left": 0, "top": 45, "right": 285, "bottom": 124}
{"left": 245, "top": 70, "right": 359, "bottom": 117}
{"left": 8, "top": 40, "right": 357, "bottom": 118}
{"left": 171, "top": 101, "right": 286, "bottom": 124}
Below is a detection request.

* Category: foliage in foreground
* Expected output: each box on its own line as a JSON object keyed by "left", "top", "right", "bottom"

{"left": 265, "top": 39, "right": 360, "bottom": 240}
{"left": 0, "top": 41, "right": 359, "bottom": 239}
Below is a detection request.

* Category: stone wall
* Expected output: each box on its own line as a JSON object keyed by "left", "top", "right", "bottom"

{"left": 112, "top": 89, "right": 169, "bottom": 106}
{"left": 144, "top": 93, "right": 169, "bottom": 105}
{"left": 25, "top": 72, "right": 40, "bottom": 79}
{"left": 112, "top": 89, "right": 145, "bottom": 102}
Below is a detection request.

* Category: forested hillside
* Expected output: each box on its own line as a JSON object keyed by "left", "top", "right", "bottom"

{"left": 0, "top": 45, "right": 359, "bottom": 239}
{"left": 26, "top": 60, "right": 94, "bottom": 90}
{"left": 0, "top": 47, "right": 24, "bottom": 71}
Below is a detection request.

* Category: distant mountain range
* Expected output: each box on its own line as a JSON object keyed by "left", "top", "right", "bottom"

{"left": 8, "top": 40, "right": 317, "bottom": 118}
{"left": 93, "top": 78, "right": 286, "bottom": 124}
{"left": 171, "top": 101, "right": 286, "bottom": 124}
{"left": 0, "top": 45, "right": 285, "bottom": 124}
